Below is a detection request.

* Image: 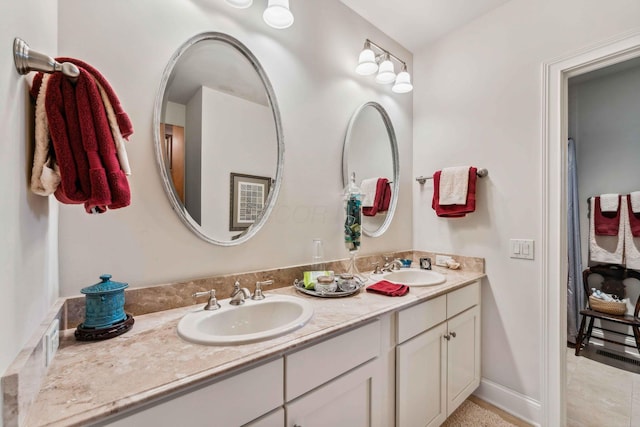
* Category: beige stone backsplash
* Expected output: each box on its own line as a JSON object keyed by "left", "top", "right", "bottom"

{"left": 61, "top": 249, "right": 482, "bottom": 329}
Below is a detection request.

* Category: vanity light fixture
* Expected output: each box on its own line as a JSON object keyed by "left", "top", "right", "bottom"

{"left": 225, "top": 0, "right": 253, "bottom": 8}
{"left": 355, "top": 41, "right": 378, "bottom": 76}
{"left": 263, "top": 0, "right": 294, "bottom": 29}
{"left": 375, "top": 53, "right": 396, "bottom": 84}
{"left": 224, "top": 0, "right": 294, "bottom": 30}
{"left": 392, "top": 64, "right": 413, "bottom": 93}
{"left": 355, "top": 39, "right": 412, "bottom": 93}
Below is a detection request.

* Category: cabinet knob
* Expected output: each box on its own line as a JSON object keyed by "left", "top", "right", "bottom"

{"left": 450, "top": 331, "right": 457, "bottom": 338}
{"left": 444, "top": 334, "right": 451, "bottom": 341}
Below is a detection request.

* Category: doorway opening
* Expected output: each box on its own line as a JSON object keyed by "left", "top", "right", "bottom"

{"left": 541, "top": 31, "right": 640, "bottom": 427}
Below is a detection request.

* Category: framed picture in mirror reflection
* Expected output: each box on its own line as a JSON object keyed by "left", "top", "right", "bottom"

{"left": 230, "top": 173, "right": 272, "bottom": 231}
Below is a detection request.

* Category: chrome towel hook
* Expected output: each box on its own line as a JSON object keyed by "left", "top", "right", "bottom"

{"left": 13, "top": 37, "right": 79, "bottom": 81}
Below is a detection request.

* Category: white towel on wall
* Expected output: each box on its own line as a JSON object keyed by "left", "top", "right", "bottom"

{"left": 438, "top": 166, "right": 470, "bottom": 205}
{"left": 589, "top": 197, "right": 624, "bottom": 264}
{"left": 629, "top": 191, "right": 640, "bottom": 214}
{"left": 360, "top": 178, "right": 378, "bottom": 207}
{"left": 622, "top": 197, "right": 640, "bottom": 270}
{"left": 599, "top": 193, "right": 620, "bottom": 212}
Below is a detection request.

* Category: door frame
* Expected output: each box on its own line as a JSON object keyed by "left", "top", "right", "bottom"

{"left": 541, "top": 30, "right": 640, "bottom": 426}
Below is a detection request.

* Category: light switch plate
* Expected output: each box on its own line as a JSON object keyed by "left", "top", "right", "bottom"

{"left": 45, "top": 318, "right": 59, "bottom": 367}
{"left": 510, "top": 239, "right": 534, "bottom": 260}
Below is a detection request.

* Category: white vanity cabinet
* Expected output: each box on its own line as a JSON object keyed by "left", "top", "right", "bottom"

{"left": 101, "top": 358, "right": 284, "bottom": 427}
{"left": 285, "top": 319, "right": 384, "bottom": 427}
{"left": 396, "top": 281, "right": 481, "bottom": 427}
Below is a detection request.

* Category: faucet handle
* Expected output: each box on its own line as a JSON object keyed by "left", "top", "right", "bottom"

{"left": 371, "top": 262, "right": 383, "bottom": 275}
{"left": 192, "top": 289, "right": 221, "bottom": 311}
{"left": 252, "top": 280, "right": 273, "bottom": 300}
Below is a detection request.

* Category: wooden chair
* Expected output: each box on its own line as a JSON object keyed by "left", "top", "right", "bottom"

{"left": 575, "top": 265, "right": 640, "bottom": 356}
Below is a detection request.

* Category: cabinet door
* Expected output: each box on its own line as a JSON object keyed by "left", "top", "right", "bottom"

{"left": 244, "top": 407, "right": 285, "bottom": 427}
{"left": 446, "top": 306, "right": 480, "bottom": 416}
{"left": 396, "top": 322, "right": 447, "bottom": 427}
{"left": 286, "top": 359, "right": 381, "bottom": 427}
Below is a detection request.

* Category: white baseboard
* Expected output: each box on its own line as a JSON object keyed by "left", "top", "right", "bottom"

{"left": 474, "top": 378, "right": 541, "bottom": 426}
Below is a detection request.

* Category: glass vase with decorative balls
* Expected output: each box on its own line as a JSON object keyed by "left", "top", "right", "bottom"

{"left": 344, "top": 172, "right": 362, "bottom": 275}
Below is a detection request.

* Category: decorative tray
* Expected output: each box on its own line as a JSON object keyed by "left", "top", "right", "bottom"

{"left": 293, "top": 279, "right": 365, "bottom": 298}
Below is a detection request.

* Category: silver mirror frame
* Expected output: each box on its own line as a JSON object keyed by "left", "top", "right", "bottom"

{"left": 153, "top": 32, "right": 284, "bottom": 246}
{"left": 342, "top": 101, "right": 399, "bottom": 238}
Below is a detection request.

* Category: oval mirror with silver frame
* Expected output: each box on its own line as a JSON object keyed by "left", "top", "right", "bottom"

{"left": 342, "top": 102, "right": 399, "bottom": 237}
{"left": 154, "top": 32, "right": 284, "bottom": 246}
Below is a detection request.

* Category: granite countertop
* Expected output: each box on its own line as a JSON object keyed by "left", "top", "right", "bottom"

{"left": 24, "top": 267, "right": 484, "bottom": 427}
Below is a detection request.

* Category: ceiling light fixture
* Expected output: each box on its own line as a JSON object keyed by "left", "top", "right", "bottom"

{"left": 355, "top": 39, "right": 412, "bottom": 94}
{"left": 224, "top": 0, "right": 294, "bottom": 30}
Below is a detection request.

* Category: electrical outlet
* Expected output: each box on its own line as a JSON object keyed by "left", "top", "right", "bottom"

{"left": 45, "top": 318, "right": 59, "bottom": 367}
{"left": 435, "top": 255, "right": 453, "bottom": 267}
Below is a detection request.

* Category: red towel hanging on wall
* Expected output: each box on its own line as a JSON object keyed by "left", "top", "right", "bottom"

{"left": 432, "top": 167, "right": 478, "bottom": 217}
{"left": 593, "top": 196, "right": 621, "bottom": 236}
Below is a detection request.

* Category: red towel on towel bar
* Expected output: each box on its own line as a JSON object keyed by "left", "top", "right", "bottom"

{"left": 42, "top": 68, "right": 131, "bottom": 213}
{"left": 56, "top": 57, "right": 134, "bottom": 139}
{"left": 366, "top": 280, "right": 409, "bottom": 296}
{"left": 432, "top": 167, "right": 478, "bottom": 217}
{"left": 594, "top": 196, "right": 621, "bottom": 236}
{"left": 363, "top": 178, "right": 392, "bottom": 216}
{"left": 627, "top": 195, "right": 640, "bottom": 237}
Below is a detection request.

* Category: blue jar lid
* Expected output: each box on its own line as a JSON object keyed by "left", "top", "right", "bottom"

{"left": 81, "top": 274, "right": 128, "bottom": 295}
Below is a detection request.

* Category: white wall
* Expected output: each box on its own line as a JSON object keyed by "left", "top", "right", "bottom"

{"left": 412, "top": 0, "right": 640, "bottom": 416}
{"left": 569, "top": 64, "right": 640, "bottom": 267}
{"left": 200, "top": 86, "right": 275, "bottom": 240}
{"left": 185, "top": 88, "right": 203, "bottom": 225}
{"left": 56, "top": 0, "right": 413, "bottom": 295}
{"left": 0, "top": 0, "right": 59, "bottom": 402}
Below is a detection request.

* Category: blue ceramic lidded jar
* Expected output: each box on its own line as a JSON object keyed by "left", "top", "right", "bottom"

{"left": 80, "top": 274, "right": 128, "bottom": 329}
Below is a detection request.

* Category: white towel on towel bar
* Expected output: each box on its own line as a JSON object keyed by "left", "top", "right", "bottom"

{"left": 629, "top": 191, "right": 640, "bottom": 214}
{"left": 360, "top": 178, "right": 378, "bottom": 207}
{"left": 599, "top": 193, "right": 620, "bottom": 212}
{"left": 438, "top": 166, "right": 470, "bottom": 205}
{"left": 589, "top": 197, "right": 624, "bottom": 265}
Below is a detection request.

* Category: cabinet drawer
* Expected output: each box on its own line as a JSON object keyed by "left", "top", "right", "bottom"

{"left": 285, "top": 320, "right": 381, "bottom": 401}
{"left": 446, "top": 281, "right": 480, "bottom": 318}
{"left": 103, "top": 358, "right": 283, "bottom": 427}
{"left": 397, "top": 295, "right": 446, "bottom": 344}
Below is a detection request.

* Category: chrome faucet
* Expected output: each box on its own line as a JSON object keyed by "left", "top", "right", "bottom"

{"left": 230, "top": 280, "right": 251, "bottom": 306}
{"left": 382, "top": 258, "right": 403, "bottom": 272}
{"left": 252, "top": 280, "right": 273, "bottom": 300}
{"left": 192, "top": 289, "right": 221, "bottom": 311}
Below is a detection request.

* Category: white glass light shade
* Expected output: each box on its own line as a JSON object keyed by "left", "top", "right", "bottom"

{"left": 375, "top": 59, "right": 396, "bottom": 84}
{"left": 355, "top": 48, "right": 378, "bottom": 75}
{"left": 392, "top": 71, "right": 413, "bottom": 93}
{"left": 225, "top": 0, "right": 253, "bottom": 8}
{"left": 263, "top": 0, "right": 294, "bottom": 29}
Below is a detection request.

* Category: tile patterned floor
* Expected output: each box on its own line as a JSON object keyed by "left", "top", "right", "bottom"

{"left": 567, "top": 348, "right": 640, "bottom": 426}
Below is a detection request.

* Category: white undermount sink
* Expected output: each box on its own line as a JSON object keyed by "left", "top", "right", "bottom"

{"left": 381, "top": 269, "right": 446, "bottom": 287}
{"left": 177, "top": 294, "right": 314, "bottom": 346}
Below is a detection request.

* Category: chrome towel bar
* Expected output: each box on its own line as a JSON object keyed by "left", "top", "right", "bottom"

{"left": 13, "top": 37, "right": 79, "bottom": 81}
{"left": 416, "top": 168, "right": 488, "bottom": 184}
